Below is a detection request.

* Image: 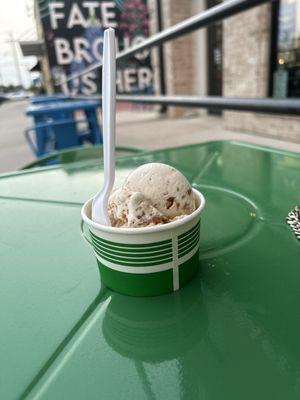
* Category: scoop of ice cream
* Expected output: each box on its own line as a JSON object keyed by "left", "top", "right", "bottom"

{"left": 108, "top": 163, "right": 196, "bottom": 228}
{"left": 124, "top": 163, "right": 195, "bottom": 218}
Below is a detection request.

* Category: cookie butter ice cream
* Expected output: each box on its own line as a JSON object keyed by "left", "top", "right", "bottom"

{"left": 108, "top": 163, "right": 196, "bottom": 228}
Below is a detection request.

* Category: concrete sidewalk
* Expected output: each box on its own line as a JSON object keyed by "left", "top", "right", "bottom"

{"left": 0, "top": 100, "right": 34, "bottom": 173}
{"left": 0, "top": 100, "right": 300, "bottom": 174}
{"left": 116, "top": 110, "right": 300, "bottom": 153}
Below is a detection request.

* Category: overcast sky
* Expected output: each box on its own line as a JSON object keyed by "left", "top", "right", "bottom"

{"left": 0, "top": 0, "right": 37, "bottom": 87}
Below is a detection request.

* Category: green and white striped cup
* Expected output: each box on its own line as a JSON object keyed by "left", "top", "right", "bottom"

{"left": 81, "top": 189, "right": 205, "bottom": 297}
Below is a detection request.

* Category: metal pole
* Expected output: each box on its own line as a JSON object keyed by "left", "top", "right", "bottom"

{"left": 115, "top": 94, "right": 300, "bottom": 115}
{"left": 8, "top": 32, "right": 23, "bottom": 87}
{"left": 65, "top": 93, "right": 300, "bottom": 115}
{"left": 156, "top": 0, "right": 167, "bottom": 113}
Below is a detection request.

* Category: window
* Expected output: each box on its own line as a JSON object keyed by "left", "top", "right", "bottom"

{"left": 273, "top": 0, "right": 300, "bottom": 98}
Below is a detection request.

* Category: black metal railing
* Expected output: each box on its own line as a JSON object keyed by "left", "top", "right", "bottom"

{"left": 56, "top": 0, "right": 300, "bottom": 116}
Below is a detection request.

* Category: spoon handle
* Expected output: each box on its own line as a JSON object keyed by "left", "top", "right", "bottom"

{"left": 92, "top": 28, "right": 116, "bottom": 225}
{"left": 102, "top": 28, "right": 116, "bottom": 195}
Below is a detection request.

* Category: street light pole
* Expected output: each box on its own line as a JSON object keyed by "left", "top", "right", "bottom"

{"left": 7, "top": 32, "right": 23, "bottom": 87}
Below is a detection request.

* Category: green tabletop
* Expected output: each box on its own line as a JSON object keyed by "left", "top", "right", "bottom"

{"left": 1, "top": 141, "right": 299, "bottom": 400}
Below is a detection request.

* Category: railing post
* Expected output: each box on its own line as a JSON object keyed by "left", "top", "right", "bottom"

{"left": 156, "top": 0, "right": 167, "bottom": 114}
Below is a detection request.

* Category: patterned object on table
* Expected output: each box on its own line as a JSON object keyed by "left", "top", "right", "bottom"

{"left": 286, "top": 205, "right": 300, "bottom": 240}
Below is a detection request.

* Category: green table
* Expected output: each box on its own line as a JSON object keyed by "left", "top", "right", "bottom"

{"left": 1, "top": 141, "right": 299, "bottom": 400}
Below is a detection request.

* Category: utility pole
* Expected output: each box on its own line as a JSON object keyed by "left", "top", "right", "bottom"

{"left": 7, "top": 32, "right": 23, "bottom": 87}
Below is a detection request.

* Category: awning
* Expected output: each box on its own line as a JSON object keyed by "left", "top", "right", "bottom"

{"left": 20, "top": 41, "right": 45, "bottom": 57}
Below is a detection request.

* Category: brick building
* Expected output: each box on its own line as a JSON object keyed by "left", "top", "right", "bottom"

{"left": 151, "top": 0, "right": 300, "bottom": 140}
{"left": 34, "top": 0, "right": 299, "bottom": 141}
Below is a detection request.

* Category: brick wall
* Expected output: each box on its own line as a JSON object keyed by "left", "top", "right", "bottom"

{"left": 223, "top": 4, "right": 300, "bottom": 141}
{"left": 160, "top": 0, "right": 198, "bottom": 117}
{"left": 148, "top": 0, "right": 208, "bottom": 118}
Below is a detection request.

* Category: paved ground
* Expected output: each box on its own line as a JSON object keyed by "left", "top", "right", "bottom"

{"left": 0, "top": 100, "right": 300, "bottom": 174}
{"left": 0, "top": 100, "right": 34, "bottom": 173}
{"left": 116, "top": 109, "right": 300, "bottom": 152}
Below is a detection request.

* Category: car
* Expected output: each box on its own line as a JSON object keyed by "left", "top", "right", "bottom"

{"left": 8, "top": 90, "right": 33, "bottom": 100}
{"left": 0, "top": 93, "right": 8, "bottom": 105}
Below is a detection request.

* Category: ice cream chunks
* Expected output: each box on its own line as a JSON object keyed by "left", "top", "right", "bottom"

{"left": 108, "top": 163, "right": 196, "bottom": 228}
{"left": 108, "top": 187, "right": 168, "bottom": 228}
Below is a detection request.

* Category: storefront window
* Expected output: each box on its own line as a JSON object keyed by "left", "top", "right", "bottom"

{"left": 273, "top": 0, "right": 300, "bottom": 98}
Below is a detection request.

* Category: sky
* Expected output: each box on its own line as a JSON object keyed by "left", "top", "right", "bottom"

{"left": 0, "top": 0, "right": 37, "bottom": 87}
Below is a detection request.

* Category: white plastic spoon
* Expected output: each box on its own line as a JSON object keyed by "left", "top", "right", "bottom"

{"left": 92, "top": 28, "right": 116, "bottom": 225}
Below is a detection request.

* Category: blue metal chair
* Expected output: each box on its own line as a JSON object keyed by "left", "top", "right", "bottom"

{"left": 31, "top": 95, "right": 70, "bottom": 104}
{"left": 25, "top": 100, "right": 102, "bottom": 157}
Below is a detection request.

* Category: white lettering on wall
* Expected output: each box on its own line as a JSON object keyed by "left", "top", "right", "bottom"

{"left": 82, "top": 72, "right": 98, "bottom": 95}
{"left": 67, "top": 3, "right": 87, "bottom": 29}
{"left": 92, "top": 37, "right": 104, "bottom": 62}
{"left": 83, "top": 1, "right": 99, "bottom": 18}
{"left": 116, "top": 67, "right": 153, "bottom": 94}
{"left": 101, "top": 2, "right": 117, "bottom": 28}
{"left": 131, "top": 36, "right": 150, "bottom": 60}
{"left": 123, "top": 35, "right": 149, "bottom": 60}
{"left": 48, "top": 1, "right": 152, "bottom": 95}
{"left": 54, "top": 38, "right": 73, "bottom": 64}
{"left": 138, "top": 68, "right": 152, "bottom": 89}
{"left": 116, "top": 70, "right": 124, "bottom": 93}
{"left": 49, "top": 2, "right": 64, "bottom": 29}
{"left": 124, "top": 68, "right": 137, "bottom": 92}
{"left": 73, "top": 38, "right": 92, "bottom": 63}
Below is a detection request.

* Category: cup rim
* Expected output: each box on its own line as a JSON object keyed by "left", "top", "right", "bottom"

{"left": 81, "top": 188, "right": 205, "bottom": 235}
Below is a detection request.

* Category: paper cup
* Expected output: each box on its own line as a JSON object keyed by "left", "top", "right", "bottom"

{"left": 81, "top": 188, "right": 205, "bottom": 297}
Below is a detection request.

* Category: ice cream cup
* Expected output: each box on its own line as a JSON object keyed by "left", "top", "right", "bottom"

{"left": 81, "top": 188, "right": 205, "bottom": 297}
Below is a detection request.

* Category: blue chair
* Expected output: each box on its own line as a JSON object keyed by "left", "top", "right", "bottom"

{"left": 25, "top": 100, "right": 102, "bottom": 157}
{"left": 31, "top": 94, "right": 70, "bottom": 104}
